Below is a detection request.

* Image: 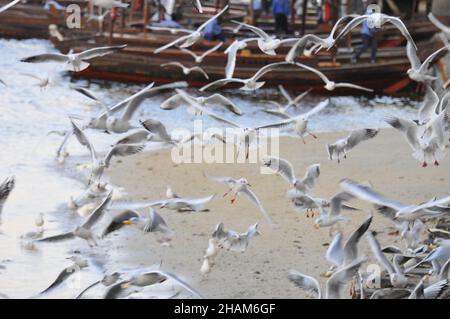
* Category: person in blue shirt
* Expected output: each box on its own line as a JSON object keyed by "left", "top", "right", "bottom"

{"left": 272, "top": 0, "right": 290, "bottom": 34}
{"left": 351, "top": 1, "right": 378, "bottom": 64}
{"left": 203, "top": 16, "right": 225, "bottom": 41}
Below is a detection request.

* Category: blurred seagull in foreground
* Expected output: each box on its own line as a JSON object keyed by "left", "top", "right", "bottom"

{"left": 0, "top": 176, "right": 15, "bottom": 223}
{"left": 0, "top": 0, "right": 21, "bottom": 13}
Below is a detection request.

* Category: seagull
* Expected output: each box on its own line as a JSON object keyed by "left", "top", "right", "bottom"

{"left": 102, "top": 208, "right": 173, "bottom": 241}
{"left": 287, "top": 192, "right": 359, "bottom": 217}
{"left": 385, "top": 114, "right": 447, "bottom": 166}
{"left": 20, "top": 44, "right": 127, "bottom": 72}
{"left": 86, "top": 9, "right": 110, "bottom": 31}
{"left": 366, "top": 231, "right": 408, "bottom": 288}
{"left": 179, "top": 42, "right": 223, "bottom": 63}
{"left": 204, "top": 173, "right": 275, "bottom": 226}
{"left": 0, "top": 176, "right": 14, "bottom": 223}
{"left": 339, "top": 179, "right": 450, "bottom": 222}
{"left": 212, "top": 222, "right": 260, "bottom": 252}
{"left": 288, "top": 258, "right": 366, "bottom": 299}
{"left": 82, "top": 82, "right": 187, "bottom": 131}
{"left": 115, "top": 194, "right": 215, "bottom": 213}
{"left": 263, "top": 88, "right": 311, "bottom": 118}
{"left": 146, "top": 25, "right": 193, "bottom": 35}
{"left": 428, "top": 12, "right": 450, "bottom": 35}
{"left": 294, "top": 62, "right": 374, "bottom": 92}
{"left": 160, "top": 62, "right": 209, "bottom": 79}
{"left": 286, "top": 14, "right": 358, "bottom": 62}
{"left": 20, "top": 73, "right": 49, "bottom": 90}
{"left": 255, "top": 99, "right": 330, "bottom": 143}
{"left": 104, "top": 267, "right": 204, "bottom": 299}
{"left": 153, "top": 5, "right": 229, "bottom": 53}
{"left": 313, "top": 192, "right": 355, "bottom": 228}
{"left": 37, "top": 192, "right": 112, "bottom": 245}
{"left": 160, "top": 91, "right": 243, "bottom": 115}
{"left": 40, "top": 256, "right": 104, "bottom": 294}
{"left": 278, "top": 86, "right": 311, "bottom": 109}
{"left": 200, "top": 61, "right": 290, "bottom": 91}
{"left": 139, "top": 119, "right": 179, "bottom": 145}
{"left": 231, "top": 21, "right": 297, "bottom": 55}
{"left": 224, "top": 38, "right": 256, "bottom": 78}
{"left": 262, "top": 156, "right": 320, "bottom": 194}
{"left": 406, "top": 42, "right": 449, "bottom": 83}
{"left": 71, "top": 120, "right": 145, "bottom": 183}
{"left": 326, "top": 128, "right": 379, "bottom": 163}
{"left": 325, "top": 216, "right": 372, "bottom": 270}
{"left": 0, "top": 0, "right": 21, "bottom": 13}
{"left": 334, "top": 13, "right": 417, "bottom": 50}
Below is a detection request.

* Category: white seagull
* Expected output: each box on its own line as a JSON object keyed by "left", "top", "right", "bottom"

{"left": 326, "top": 128, "right": 379, "bottom": 163}
{"left": 161, "top": 62, "right": 209, "bottom": 79}
{"left": 406, "top": 42, "right": 449, "bottom": 83}
{"left": 20, "top": 44, "right": 127, "bottom": 72}
{"left": 179, "top": 42, "right": 223, "bottom": 63}
{"left": 154, "top": 5, "right": 229, "bottom": 53}
{"left": 294, "top": 62, "right": 374, "bottom": 92}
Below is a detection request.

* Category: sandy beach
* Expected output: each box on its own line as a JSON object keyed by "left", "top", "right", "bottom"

{"left": 104, "top": 129, "right": 450, "bottom": 299}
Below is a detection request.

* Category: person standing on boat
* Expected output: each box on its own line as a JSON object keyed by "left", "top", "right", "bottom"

{"left": 203, "top": 16, "right": 226, "bottom": 42}
{"left": 272, "top": 0, "right": 290, "bottom": 34}
{"left": 351, "top": 1, "right": 378, "bottom": 64}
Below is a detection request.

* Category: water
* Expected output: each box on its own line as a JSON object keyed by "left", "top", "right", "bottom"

{"left": 0, "top": 38, "right": 420, "bottom": 298}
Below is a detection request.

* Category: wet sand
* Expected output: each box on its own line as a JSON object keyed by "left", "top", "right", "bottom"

{"left": 106, "top": 129, "right": 450, "bottom": 298}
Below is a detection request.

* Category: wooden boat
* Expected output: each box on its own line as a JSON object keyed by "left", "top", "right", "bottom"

{"left": 49, "top": 28, "right": 445, "bottom": 95}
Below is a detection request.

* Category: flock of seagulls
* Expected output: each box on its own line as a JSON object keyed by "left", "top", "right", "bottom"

{"left": 1, "top": 1, "right": 450, "bottom": 299}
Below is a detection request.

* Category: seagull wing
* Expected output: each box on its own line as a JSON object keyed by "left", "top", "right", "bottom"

{"left": 198, "top": 5, "right": 229, "bottom": 31}
{"left": 160, "top": 93, "right": 183, "bottom": 110}
{"left": 385, "top": 17, "right": 417, "bottom": 50}
{"left": 201, "top": 41, "right": 223, "bottom": 58}
{"left": 73, "top": 86, "right": 100, "bottom": 102}
{"left": 428, "top": 12, "right": 450, "bottom": 34}
{"left": 301, "top": 163, "right": 320, "bottom": 189}
{"left": 103, "top": 144, "right": 145, "bottom": 167}
{"left": 326, "top": 232, "right": 344, "bottom": 267}
{"left": 20, "top": 53, "right": 69, "bottom": 63}
{"left": 144, "top": 208, "right": 172, "bottom": 235}
{"left": 326, "top": 258, "right": 366, "bottom": 299}
{"left": 115, "top": 130, "right": 150, "bottom": 145}
{"left": 0, "top": 176, "right": 15, "bottom": 215}
{"left": 0, "top": 0, "right": 21, "bottom": 13}
{"left": 406, "top": 41, "right": 421, "bottom": 71}
{"left": 232, "top": 20, "right": 271, "bottom": 40}
{"left": 366, "top": 231, "right": 395, "bottom": 275}
{"left": 37, "top": 231, "right": 75, "bottom": 242}
{"left": 70, "top": 119, "right": 98, "bottom": 164}
{"left": 301, "top": 99, "right": 329, "bottom": 119}
{"left": 140, "top": 119, "right": 173, "bottom": 142}
{"left": 154, "top": 34, "right": 193, "bottom": 54}
{"left": 334, "top": 15, "right": 368, "bottom": 41}
{"left": 343, "top": 215, "right": 372, "bottom": 265}
{"left": 190, "top": 66, "right": 209, "bottom": 79}
{"left": 339, "top": 179, "right": 407, "bottom": 212}
{"left": 81, "top": 191, "right": 113, "bottom": 229}
{"left": 262, "top": 156, "right": 296, "bottom": 184}
{"left": 294, "top": 62, "right": 330, "bottom": 85}
{"left": 418, "top": 46, "right": 449, "bottom": 74}
{"left": 40, "top": 264, "right": 80, "bottom": 294}
{"left": 241, "top": 187, "right": 275, "bottom": 226}
{"left": 152, "top": 270, "right": 205, "bottom": 298}
{"left": 78, "top": 45, "right": 126, "bottom": 60}
{"left": 204, "top": 94, "right": 243, "bottom": 115}
{"left": 253, "top": 62, "right": 289, "bottom": 81}
{"left": 418, "top": 85, "right": 439, "bottom": 124}
{"left": 345, "top": 128, "right": 379, "bottom": 151}
{"left": 200, "top": 78, "right": 244, "bottom": 92}
{"left": 334, "top": 82, "right": 374, "bottom": 92}
{"left": 288, "top": 271, "right": 321, "bottom": 299}
{"left": 329, "top": 192, "right": 354, "bottom": 217}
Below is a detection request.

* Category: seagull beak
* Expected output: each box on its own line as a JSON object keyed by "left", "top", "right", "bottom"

{"left": 122, "top": 219, "right": 133, "bottom": 225}
{"left": 314, "top": 223, "right": 320, "bottom": 229}
{"left": 428, "top": 243, "right": 437, "bottom": 250}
